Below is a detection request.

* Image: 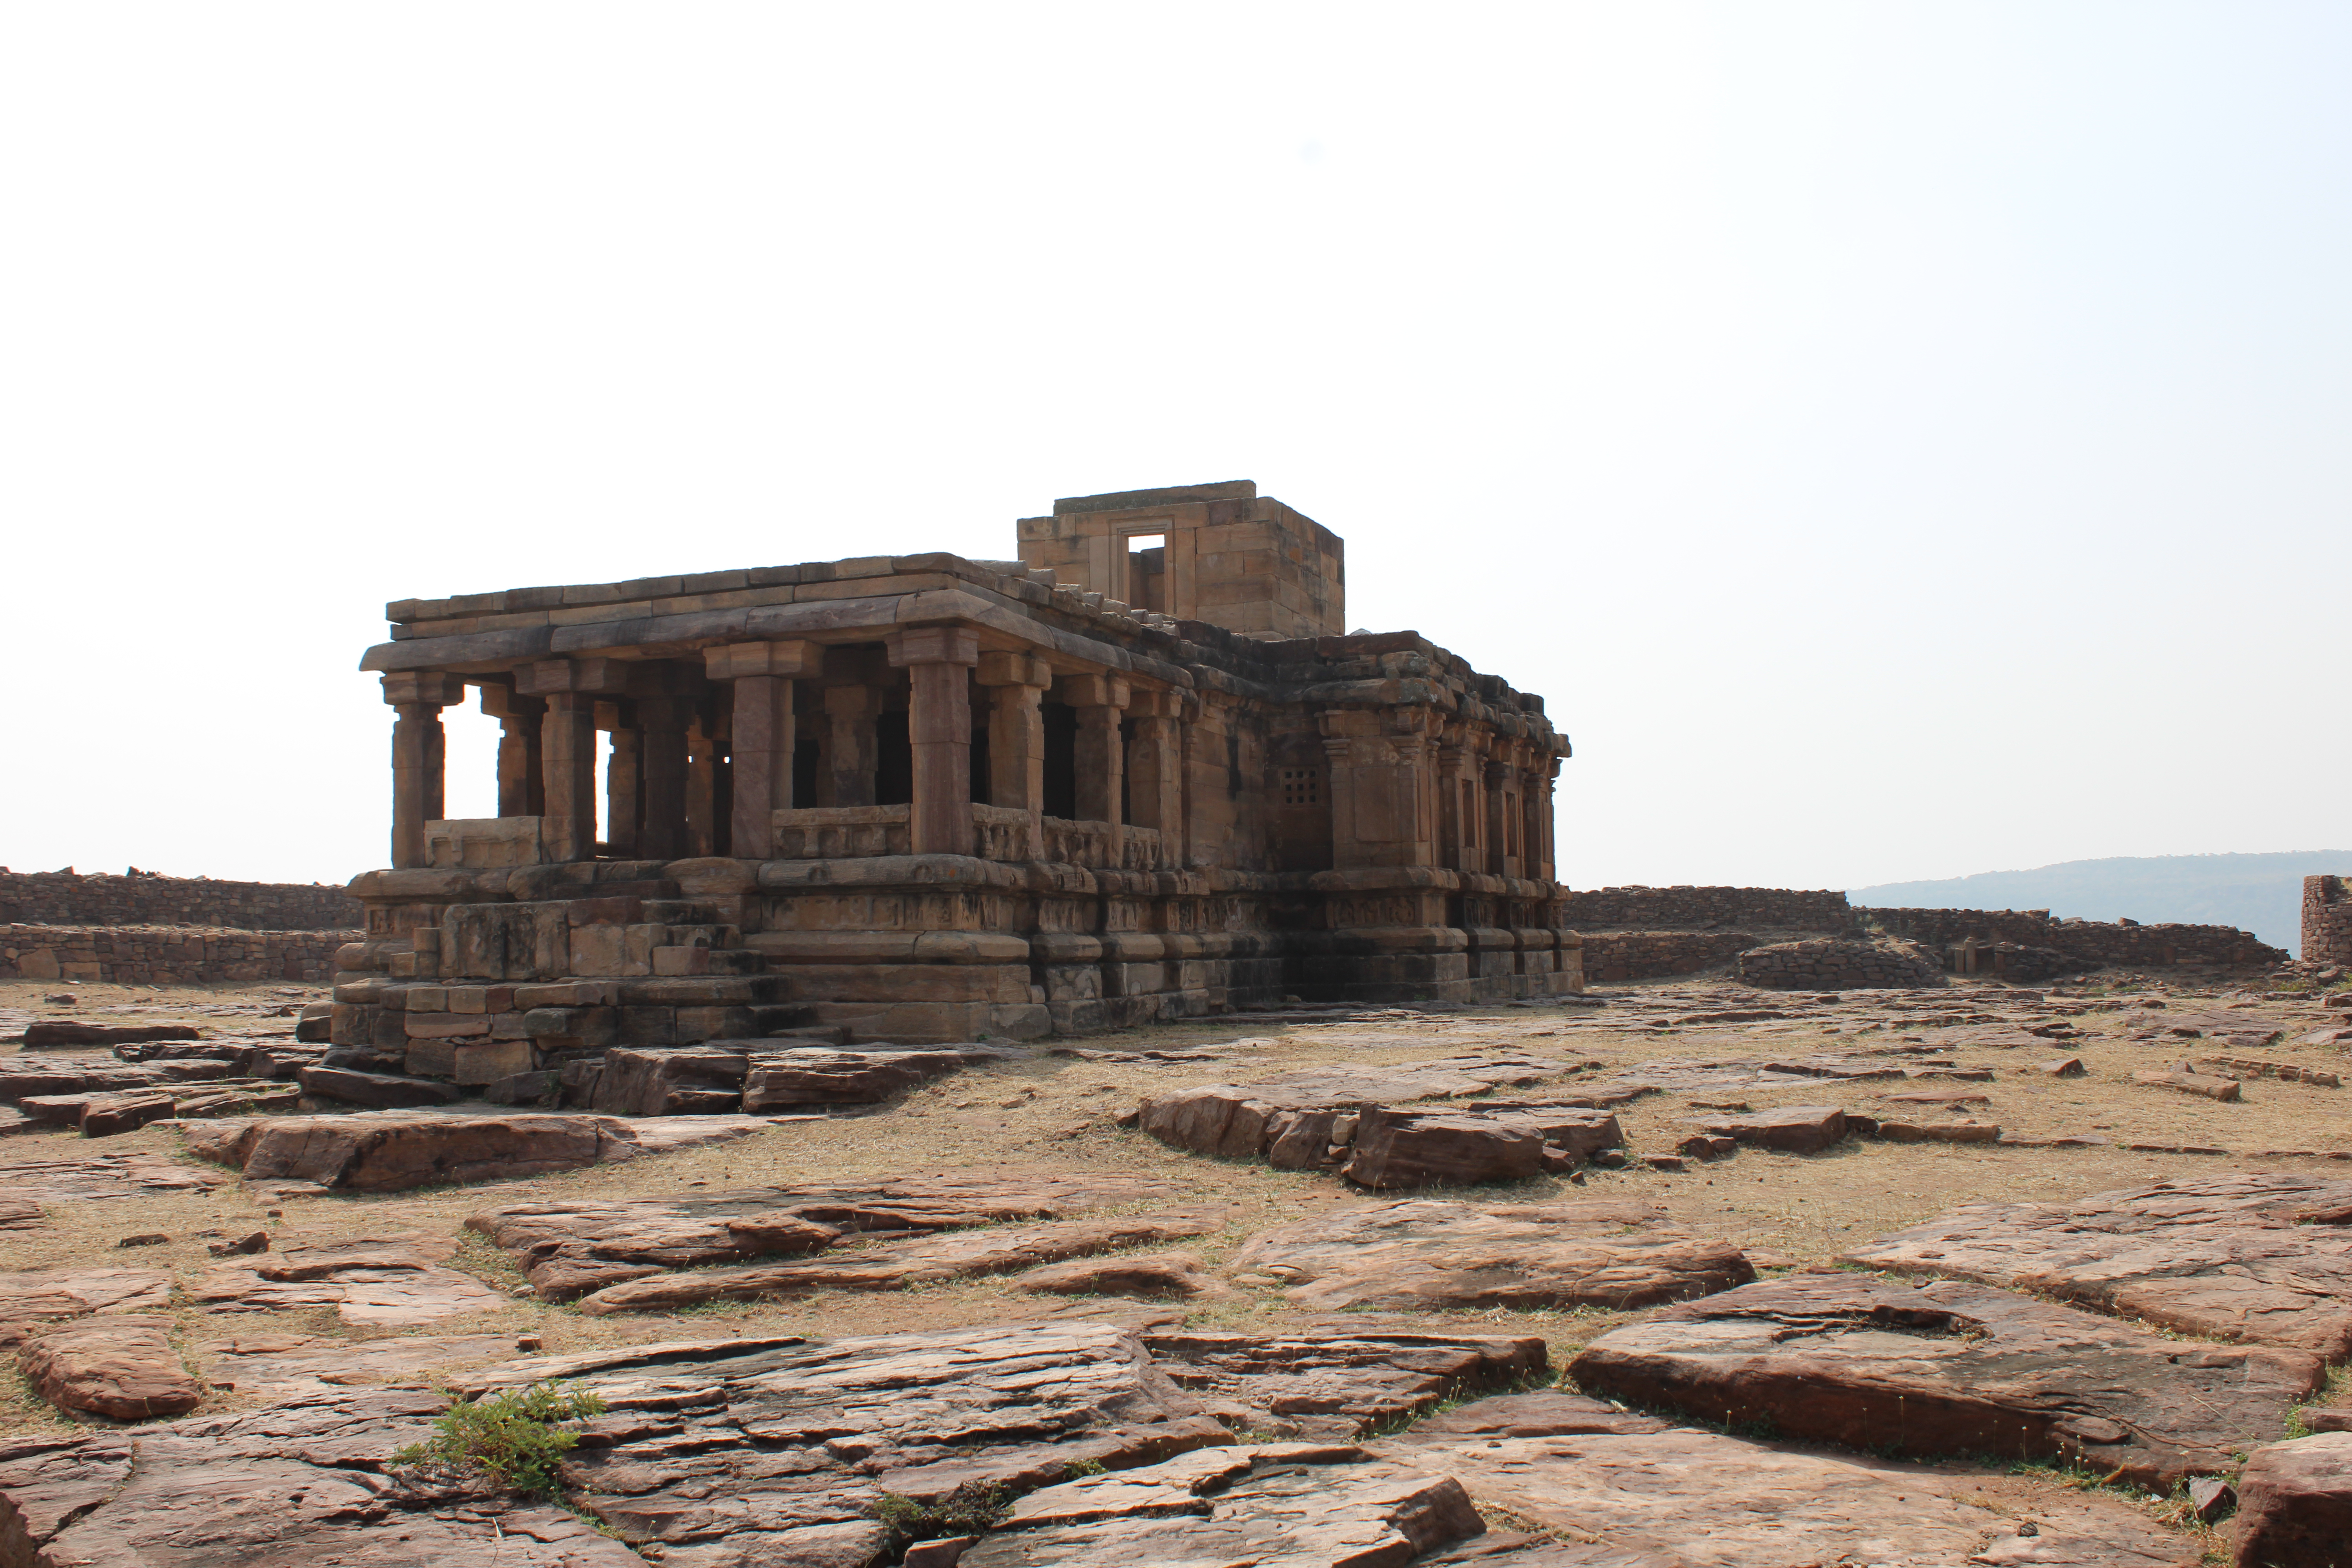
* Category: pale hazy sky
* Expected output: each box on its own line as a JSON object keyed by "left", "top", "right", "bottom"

{"left": 4, "top": 4, "right": 2347, "bottom": 893}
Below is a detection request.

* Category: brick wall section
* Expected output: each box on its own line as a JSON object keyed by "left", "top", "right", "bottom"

{"left": 1861, "top": 907, "right": 2284, "bottom": 971}
{"left": 0, "top": 870, "right": 360, "bottom": 931}
{"left": 2307, "top": 876, "right": 2352, "bottom": 967}
{"left": 0, "top": 925, "right": 360, "bottom": 985}
{"left": 1577, "top": 931, "right": 1758, "bottom": 982}
{"left": 1558, "top": 887, "right": 1853, "bottom": 933}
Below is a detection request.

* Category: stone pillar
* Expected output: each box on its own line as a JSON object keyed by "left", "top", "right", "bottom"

{"left": 1125, "top": 691, "right": 1185, "bottom": 863}
{"left": 481, "top": 686, "right": 545, "bottom": 817}
{"left": 1437, "top": 733, "right": 1472, "bottom": 873}
{"left": 824, "top": 685, "right": 881, "bottom": 808}
{"left": 635, "top": 698, "right": 690, "bottom": 860}
{"left": 706, "top": 640, "right": 817, "bottom": 862}
{"left": 1484, "top": 758, "right": 1514, "bottom": 878}
{"left": 1061, "top": 673, "right": 1129, "bottom": 857}
{"left": 685, "top": 708, "right": 728, "bottom": 857}
{"left": 383, "top": 672, "right": 461, "bottom": 869}
{"left": 1535, "top": 757, "right": 1561, "bottom": 883}
{"left": 978, "top": 650, "right": 1052, "bottom": 851}
{"left": 890, "top": 627, "right": 981, "bottom": 856}
{"left": 542, "top": 693, "right": 600, "bottom": 863}
{"left": 601, "top": 705, "right": 642, "bottom": 857}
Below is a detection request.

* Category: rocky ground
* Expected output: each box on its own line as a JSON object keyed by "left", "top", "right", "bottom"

{"left": 2, "top": 969, "right": 2349, "bottom": 1565}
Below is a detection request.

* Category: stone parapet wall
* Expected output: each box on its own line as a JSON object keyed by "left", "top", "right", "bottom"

{"left": 0, "top": 924, "right": 362, "bottom": 985}
{"left": 1577, "top": 931, "right": 1758, "bottom": 983}
{"left": 0, "top": 870, "right": 360, "bottom": 932}
{"left": 1861, "top": 906, "right": 2285, "bottom": 971}
{"left": 2305, "top": 876, "right": 2352, "bottom": 967}
{"left": 1558, "top": 886, "right": 1853, "bottom": 933}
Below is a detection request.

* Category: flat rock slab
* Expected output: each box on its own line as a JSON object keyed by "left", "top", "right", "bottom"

{"left": 186, "top": 1229, "right": 507, "bottom": 1326}
{"left": 0, "top": 1152, "right": 225, "bottom": 1211}
{"left": 1013, "top": 1252, "right": 1223, "bottom": 1299}
{"left": 1567, "top": 1274, "right": 2321, "bottom": 1487}
{"left": 0, "top": 1266, "right": 171, "bottom": 1345}
{"left": 1228, "top": 1199, "right": 1754, "bottom": 1312}
{"left": 467, "top": 1174, "right": 1190, "bottom": 1298}
{"left": 1673, "top": 1104, "right": 1849, "bottom": 1153}
{"left": 296, "top": 1064, "right": 465, "bottom": 1106}
{"left": 1339, "top": 1104, "right": 1624, "bottom": 1189}
{"left": 1141, "top": 1081, "right": 1624, "bottom": 1186}
{"left": 1136, "top": 1329, "right": 1545, "bottom": 1439}
{"left": 0, "top": 1384, "right": 643, "bottom": 1565}
{"left": 963, "top": 1443, "right": 1485, "bottom": 1568}
{"left": 200, "top": 1331, "right": 523, "bottom": 1396}
{"left": 738, "top": 1044, "right": 1016, "bottom": 1109}
{"left": 183, "top": 1108, "right": 773, "bottom": 1191}
{"left": 1413, "top": 1390, "right": 1669, "bottom": 1437}
{"left": 464, "top": 1324, "right": 1229, "bottom": 1561}
{"left": 1839, "top": 1173, "right": 2352, "bottom": 1356}
{"left": 572, "top": 1213, "right": 1221, "bottom": 1314}
{"left": 21, "top": 1022, "right": 201, "bottom": 1048}
{"left": 18, "top": 1313, "right": 201, "bottom": 1419}
{"left": 1378, "top": 1429, "right": 2196, "bottom": 1567}
{"left": 2230, "top": 1432, "right": 2352, "bottom": 1568}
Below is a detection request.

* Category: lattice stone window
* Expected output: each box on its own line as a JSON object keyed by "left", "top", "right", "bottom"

{"left": 1281, "top": 768, "right": 1321, "bottom": 807}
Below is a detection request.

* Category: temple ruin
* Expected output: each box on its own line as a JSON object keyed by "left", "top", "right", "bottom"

{"left": 334, "top": 481, "right": 1577, "bottom": 1074}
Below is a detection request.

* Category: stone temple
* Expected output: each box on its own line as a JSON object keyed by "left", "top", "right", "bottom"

{"left": 336, "top": 481, "right": 1577, "bottom": 1080}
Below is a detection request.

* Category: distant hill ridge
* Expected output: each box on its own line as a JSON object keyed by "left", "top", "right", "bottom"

{"left": 1851, "top": 852, "right": 2352, "bottom": 957}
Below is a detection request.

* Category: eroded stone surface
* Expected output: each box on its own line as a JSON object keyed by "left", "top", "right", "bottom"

{"left": 18, "top": 1313, "right": 201, "bottom": 1419}
{"left": 1839, "top": 1174, "right": 2352, "bottom": 1357}
{"left": 1673, "top": 1104, "right": 1848, "bottom": 1153}
{"left": 2230, "top": 1432, "right": 2352, "bottom": 1568}
{"left": 1138, "top": 1329, "right": 1546, "bottom": 1439}
{"left": 186, "top": 1229, "right": 506, "bottom": 1326}
{"left": 1228, "top": 1200, "right": 1753, "bottom": 1311}
{"left": 0, "top": 1152, "right": 225, "bottom": 1210}
{"left": 183, "top": 1108, "right": 773, "bottom": 1191}
{"left": 0, "top": 1266, "right": 171, "bottom": 1345}
{"left": 467, "top": 1324, "right": 1230, "bottom": 1560}
{"left": 963, "top": 1443, "right": 1485, "bottom": 1568}
{"left": 1378, "top": 1430, "right": 2196, "bottom": 1567}
{"left": 1568, "top": 1274, "right": 2319, "bottom": 1487}
{"left": 468, "top": 1174, "right": 1189, "bottom": 1299}
{"left": 1340, "top": 1104, "right": 1624, "bottom": 1189}
{"left": 1413, "top": 1390, "right": 1668, "bottom": 1438}
{"left": 1013, "top": 1252, "right": 1221, "bottom": 1299}
{"left": 576, "top": 1213, "right": 1222, "bottom": 1315}
{"left": 0, "top": 1387, "right": 643, "bottom": 1565}
{"left": 199, "top": 1331, "right": 523, "bottom": 1396}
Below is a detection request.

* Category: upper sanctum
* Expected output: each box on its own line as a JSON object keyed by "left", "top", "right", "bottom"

{"left": 347, "top": 481, "right": 1577, "bottom": 1045}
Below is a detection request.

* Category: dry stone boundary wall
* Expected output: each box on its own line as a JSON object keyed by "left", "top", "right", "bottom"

{"left": 0, "top": 870, "right": 359, "bottom": 931}
{"left": 1558, "top": 886, "right": 1853, "bottom": 933}
{"left": 1860, "top": 906, "right": 2285, "bottom": 971}
{"left": 2305, "top": 875, "right": 2352, "bottom": 968}
{"left": 0, "top": 925, "right": 358, "bottom": 985}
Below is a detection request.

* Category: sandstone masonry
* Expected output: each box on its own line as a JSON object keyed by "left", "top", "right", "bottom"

{"left": 0, "top": 925, "right": 356, "bottom": 985}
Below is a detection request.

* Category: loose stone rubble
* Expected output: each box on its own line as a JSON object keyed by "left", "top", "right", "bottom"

{"left": 1568, "top": 1274, "right": 2322, "bottom": 1486}
{"left": 1840, "top": 1174, "right": 2352, "bottom": 1356}
{"left": 1227, "top": 1199, "right": 1753, "bottom": 1311}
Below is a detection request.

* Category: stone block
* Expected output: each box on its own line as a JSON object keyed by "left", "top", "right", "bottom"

{"left": 454, "top": 1040, "right": 535, "bottom": 1085}
{"left": 567, "top": 924, "right": 626, "bottom": 976}
{"left": 617, "top": 1007, "right": 677, "bottom": 1048}
{"left": 404, "top": 1040, "right": 457, "bottom": 1078}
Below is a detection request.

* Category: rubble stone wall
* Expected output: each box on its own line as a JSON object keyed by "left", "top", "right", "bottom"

{"left": 2305, "top": 876, "right": 2352, "bottom": 967}
{"left": 1577, "top": 931, "right": 1758, "bottom": 982}
{"left": 1861, "top": 906, "right": 2285, "bottom": 971}
{"left": 0, "top": 870, "right": 360, "bottom": 931}
{"left": 1738, "top": 938, "right": 1944, "bottom": 991}
{"left": 0, "top": 924, "right": 360, "bottom": 985}
{"left": 1558, "top": 886, "right": 1853, "bottom": 933}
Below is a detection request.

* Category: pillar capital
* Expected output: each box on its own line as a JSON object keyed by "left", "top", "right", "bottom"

{"left": 704, "top": 639, "right": 820, "bottom": 681}
{"left": 515, "top": 657, "right": 635, "bottom": 697}
{"left": 887, "top": 626, "right": 980, "bottom": 668}
{"left": 976, "top": 650, "right": 1053, "bottom": 688}
{"left": 381, "top": 671, "right": 463, "bottom": 708}
{"left": 1056, "top": 672, "right": 1129, "bottom": 709}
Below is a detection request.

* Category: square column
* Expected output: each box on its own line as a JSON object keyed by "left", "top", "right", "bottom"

{"left": 1484, "top": 757, "right": 1515, "bottom": 878}
{"left": 823, "top": 684, "right": 881, "bottom": 808}
{"left": 479, "top": 685, "right": 545, "bottom": 817}
{"left": 685, "top": 708, "right": 728, "bottom": 857}
{"left": 889, "top": 626, "right": 980, "bottom": 856}
{"left": 1125, "top": 689, "right": 1185, "bottom": 860}
{"left": 635, "top": 697, "right": 691, "bottom": 859}
{"left": 1059, "top": 672, "right": 1129, "bottom": 856}
{"left": 708, "top": 640, "right": 818, "bottom": 861}
{"left": 383, "top": 672, "right": 461, "bottom": 869}
{"left": 601, "top": 703, "right": 642, "bottom": 857}
{"left": 541, "top": 693, "right": 600, "bottom": 863}
{"left": 979, "top": 650, "right": 1052, "bottom": 847}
